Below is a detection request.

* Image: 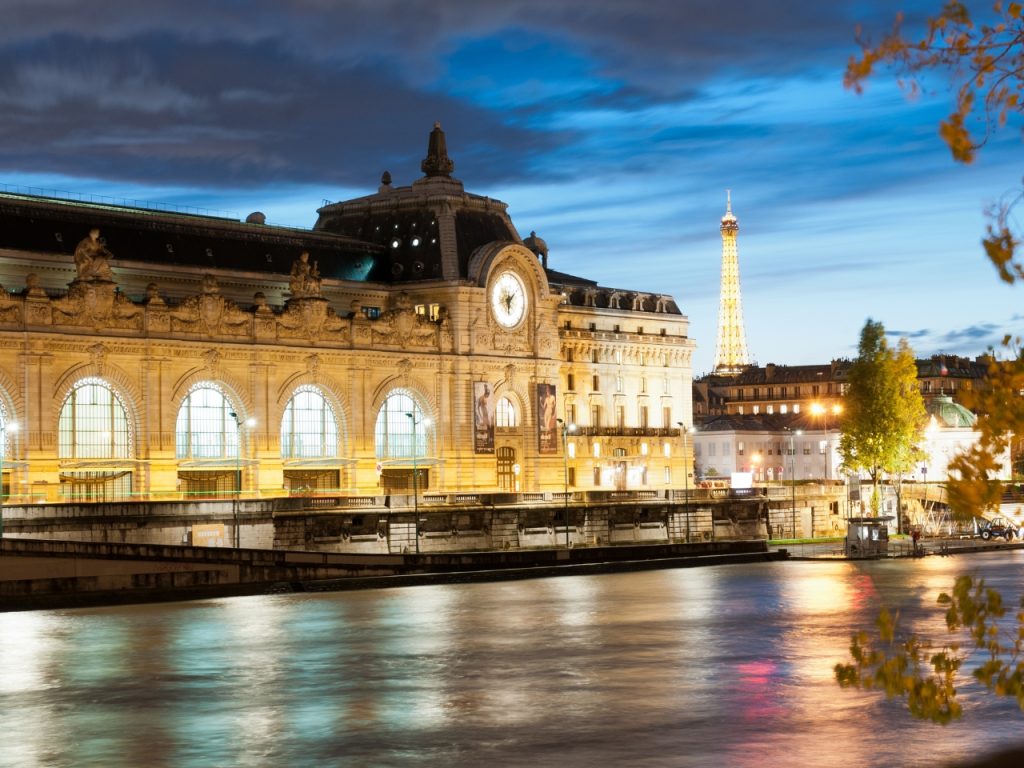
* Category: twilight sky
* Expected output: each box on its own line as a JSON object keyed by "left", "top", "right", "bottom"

{"left": 0, "top": 0, "right": 1019, "bottom": 375}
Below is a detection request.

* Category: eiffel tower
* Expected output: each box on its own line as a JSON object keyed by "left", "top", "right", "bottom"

{"left": 713, "top": 191, "right": 750, "bottom": 375}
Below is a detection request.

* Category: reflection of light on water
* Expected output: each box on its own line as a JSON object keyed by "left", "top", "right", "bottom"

{"left": 220, "top": 597, "right": 290, "bottom": 760}
{"left": 7, "top": 556, "right": 1024, "bottom": 767}
{"left": 0, "top": 612, "right": 64, "bottom": 768}
{"left": 781, "top": 563, "right": 858, "bottom": 614}
{"left": 0, "top": 611, "right": 60, "bottom": 694}
{"left": 736, "top": 659, "right": 783, "bottom": 721}
{"left": 548, "top": 572, "right": 599, "bottom": 627}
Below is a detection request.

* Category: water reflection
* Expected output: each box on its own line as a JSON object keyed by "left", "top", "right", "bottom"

{"left": 1, "top": 552, "right": 1023, "bottom": 767}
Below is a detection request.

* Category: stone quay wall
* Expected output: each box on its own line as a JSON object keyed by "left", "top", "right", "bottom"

{"left": 0, "top": 489, "right": 770, "bottom": 555}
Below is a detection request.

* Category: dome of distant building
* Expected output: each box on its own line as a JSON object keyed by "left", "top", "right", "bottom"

{"left": 927, "top": 394, "right": 977, "bottom": 428}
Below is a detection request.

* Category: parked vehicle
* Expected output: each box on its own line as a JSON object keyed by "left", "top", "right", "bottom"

{"left": 977, "top": 517, "right": 1017, "bottom": 541}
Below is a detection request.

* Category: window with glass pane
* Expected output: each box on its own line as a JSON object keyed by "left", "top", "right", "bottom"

{"left": 495, "top": 397, "right": 517, "bottom": 428}
{"left": 0, "top": 404, "right": 7, "bottom": 461}
{"left": 58, "top": 378, "right": 132, "bottom": 459}
{"left": 281, "top": 385, "right": 339, "bottom": 458}
{"left": 375, "top": 391, "right": 428, "bottom": 459}
{"left": 175, "top": 383, "right": 239, "bottom": 460}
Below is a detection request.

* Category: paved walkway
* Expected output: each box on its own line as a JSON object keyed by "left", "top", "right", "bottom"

{"left": 771, "top": 537, "right": 1024, "bottom": 560}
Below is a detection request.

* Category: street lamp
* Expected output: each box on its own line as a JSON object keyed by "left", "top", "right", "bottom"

{"left": 785, "top": 428, "right": 803, "bottom": 539}
{"left": 406, "top": 411, "right": 431, "bottom": 554}
{"left": 810, "top": 402, "right": 842, "bottom": 481}
{"left": 228, "top": 411, "right": 256, "bottom": 548}
{"left": 556, "top": 418, "right": 575, "bottom": 547}
{"left": 0, "top": 419, "right": 19, "bottom": 538}
{"left": 677, "top": 422, "right": 693, "bottom": 543}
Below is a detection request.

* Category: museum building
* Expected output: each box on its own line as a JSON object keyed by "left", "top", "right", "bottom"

{"left": 0, "top": 124, "right": 695, "bottom": 504}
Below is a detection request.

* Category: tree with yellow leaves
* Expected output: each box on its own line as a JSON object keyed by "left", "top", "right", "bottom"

{"left": 846, "top": 0, "right": 1023, "bottom": 283}
{"left": 847, "top": 1, "right": 1024, "bottom": 518}
{"left": 837, "top": 3, "right": 1024, "bottom": 734}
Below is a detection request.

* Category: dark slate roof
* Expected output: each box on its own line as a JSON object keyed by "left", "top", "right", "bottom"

{"left": 916, "top": 355, "right": 991, "bottom": 379}
{"left": 314, "top": 179, "right": 519, "bottom": 283}
{"left": 698, "top": 413, "right": 819, "bottom": 433}
{"left": 314, "top": 124, "right": 520, "bottom": 284}
{"left": 0, "top": 191, "right": 382, "bottom": 282}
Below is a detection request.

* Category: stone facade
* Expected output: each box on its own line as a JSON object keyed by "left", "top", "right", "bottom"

{"left": 0, "top": 126, "right": 696, "bottom": 505}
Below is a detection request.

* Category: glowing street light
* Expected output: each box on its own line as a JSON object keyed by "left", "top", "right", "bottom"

{"left": 556, "top": 418, "right": 576, "bottom": 547}
{"left": 784, "top": 427, "right": 802, "bottom": 539}
{"left": 228, "top": 411, "right": 256, "bottom": 548}
{"left": 810, "top": 402, "right": 843, "bottom": 480}
{"left": 406, "top": 411, "right": 431, "bottom": 554}
{"left": 677, "top": 422, "right": 694, "bottom": 543}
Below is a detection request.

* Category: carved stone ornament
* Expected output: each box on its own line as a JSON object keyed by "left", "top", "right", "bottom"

{"left": 305, "top": 354, "right": 321, "bottom": 374}
{"left": 25, "top": 273, "right": 44, "bottom": 295}
{"left": 202, "top": 348, "right": 221, "bottom": 374}
{"left": 170, "top": 274, "right": 249, "bottom": 336}
{"left": 288, "top": 252, "right": 322, "bottom": 298}
{"left": 145, "top": 283, "right": 166, "bottom": 306}
{"left": 53, "top": 280, "right": 143, "bottom": 331}
{"left": 88, "top": 342, "right": 108, "bottom": 375}
{"left": 73, "top": 228, "right": 114, "bottom": 282}
{"left": 278, "top": 297, "right": 347, "bottom": 343}
{"left": 371, "top": 292, "right": 437, "bottom": 348}
{"left": 0, "top": 284, "right": 18, "bottom": 324}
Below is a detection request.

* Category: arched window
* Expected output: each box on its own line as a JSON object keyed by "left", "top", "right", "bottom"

{"left": 375, "top": 390, "right": 429, "bottom": 459}
{"left": 58, "top": 378, "right": 132, "bottom": 459}
{"left": 0, "top": 403, "right": 9, "bottom": 462}
{"left": 175, "top": 383, "right": 239, "bottom": 460}
{"left": 495, "top": 397, "right": 518, "bottom": 428}
{"left": 281, "top": 385, "right": 338, "bottom": 458}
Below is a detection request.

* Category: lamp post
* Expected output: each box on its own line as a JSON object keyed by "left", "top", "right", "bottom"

{"left": 677, "top": 422, "right": 692, "bottom": 543}
{"left": 810, "top": 402, "right": 843, "bottom": 481}
{"left": 557, "top": 418, "right": 575, "bottom": 547}
{"left": 405, "top": 411, "right": 431, "bottom": 554}
{"left": 785, "top": 428, "right": 802, "bottom": 539}
{"left": 0, "top": 420, "right": 18, "bottom": 538}
{"left": 228, "top": 411, "right": 256, "bottom": 548}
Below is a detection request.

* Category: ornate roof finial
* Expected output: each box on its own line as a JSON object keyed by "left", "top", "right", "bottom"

{"left": 421, "top": 121, "right": 455, "bottom": 178}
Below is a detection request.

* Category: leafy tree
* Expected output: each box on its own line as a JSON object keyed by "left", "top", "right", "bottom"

{"left": 839, "top": 319, "right": 927, "bottom": 513}
{"left": 838, "top": 4, "right": 1024, "bottom": 733}
{"left": 846, "top": 1, "right": 1024, "bottom": 523}
{"left": 845, "top": 0, "right": 1024, "bottom": 283}
{"left": 835, "top": 574, "right": 1024, "bottom": 724}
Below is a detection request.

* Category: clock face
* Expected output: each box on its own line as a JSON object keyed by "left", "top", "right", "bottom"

{"left": 491, "top": 271, "right": 527, "bottom": 328}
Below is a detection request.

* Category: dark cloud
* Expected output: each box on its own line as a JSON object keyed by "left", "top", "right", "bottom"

{"left": 885, "top": 328, "right": 931, "bottom": 340}
{"left": 0, "top": 33, "right": 550, "bottom": 188}
{"left": 943, "top": 323, "right": 1001, "bottom": 342}
{"left": 0, "top": 0, "right": 947, "bottom": 190}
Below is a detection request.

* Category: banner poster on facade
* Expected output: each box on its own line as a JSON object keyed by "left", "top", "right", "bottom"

{"left": 537, "top": 382, "right": 558, "bottom": 455}
{"left": 473, "top": 381, "right": 495, "bottom": 454}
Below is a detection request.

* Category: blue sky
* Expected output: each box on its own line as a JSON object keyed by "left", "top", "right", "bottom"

{"left": 0, "top": 0, "right": 1019, "bottom": 375}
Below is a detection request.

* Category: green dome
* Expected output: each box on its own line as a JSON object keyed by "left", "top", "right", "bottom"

{"left": 926, "top": 395, "right": 977, "bottom": 428}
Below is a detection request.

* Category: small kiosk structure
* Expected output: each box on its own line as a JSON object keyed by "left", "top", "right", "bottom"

{"left": 844, "top": 516, "right": 893, "bottom": 558}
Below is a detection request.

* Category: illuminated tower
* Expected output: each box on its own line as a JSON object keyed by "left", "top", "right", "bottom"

{"left": 713, "top": 191, "right": 750, "bottom": 375}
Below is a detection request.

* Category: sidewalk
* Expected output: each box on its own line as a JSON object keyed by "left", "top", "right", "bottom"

{"left": 771, "top": 537, "right": 1024, "bottom": 560}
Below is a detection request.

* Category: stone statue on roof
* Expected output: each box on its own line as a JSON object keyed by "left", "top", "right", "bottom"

{"left": 289, "top": 251, "right": 322, "bottom": 298}
{"left": 73, "top": 228, "right": 114, "bottom": 282}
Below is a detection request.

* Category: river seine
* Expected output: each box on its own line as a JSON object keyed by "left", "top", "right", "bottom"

{"left": 2, "top": 551, "right": 1024, "bottom": 767}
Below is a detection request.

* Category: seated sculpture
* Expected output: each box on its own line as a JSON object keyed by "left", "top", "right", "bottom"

{"left": 74, "top": 228, "right": 114, "bottom": 281}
